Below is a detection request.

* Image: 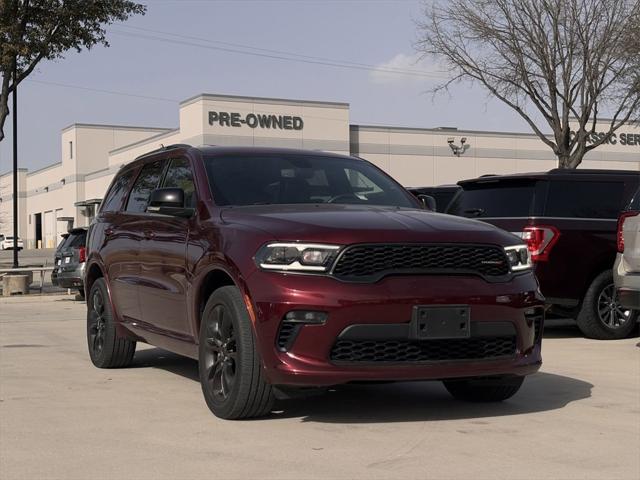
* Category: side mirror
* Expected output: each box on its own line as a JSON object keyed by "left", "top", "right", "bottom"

{"left": 146, "top": 188, "right": 194, "bottom": 218}
{"left": 417, "top": 194, "right": 437, "bottom": 212}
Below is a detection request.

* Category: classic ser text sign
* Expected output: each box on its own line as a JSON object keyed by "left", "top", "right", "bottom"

{"left": 209, "top": 111, "right": 304, "bottom": 131}
{"left": 571, "top": 130, "right": 640, "bottom": 146}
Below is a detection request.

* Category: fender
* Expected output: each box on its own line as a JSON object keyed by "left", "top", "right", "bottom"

{"left": 188, "top": 258, "right": 258, "bottom": 343}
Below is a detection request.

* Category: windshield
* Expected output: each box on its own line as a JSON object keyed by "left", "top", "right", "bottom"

{"left": 203, "top": 154, "right": 417, "bottom": 208}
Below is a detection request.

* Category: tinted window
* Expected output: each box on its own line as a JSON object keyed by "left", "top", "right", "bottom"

{"left": 448, "top": 181, "right": 536, "bottom": 217}
{"left": 162, "top": 158, "right": 197, "bottom": 208}
{"left": 545, "top": 180, "right": 624, "bottom": 218}
{"left": 125, "top": 160, "right": 165, "bottom": 213}
{"left": 56, "top": 235, "right": 70, "bottom": 251}
{"left": 629, "top": 188, "right": 640, "bottom": 210}
{"left": 67, "top": 231, "right": 87, "bottom": 248}
{"left": 101, "top": 169, "right": 135, "bottom": 212}
{"left": 203, "top": 154, "right": 416, "bottom": 208}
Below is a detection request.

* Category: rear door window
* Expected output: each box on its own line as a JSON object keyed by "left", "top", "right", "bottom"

{"left": 545, "top": 180, "right": 624, "bottom": 218}
{"left": 447, "top": 181, "right": 536, "bottom": 218}
{"left": 125, "top": 160, "right": 166, "bottom": 213}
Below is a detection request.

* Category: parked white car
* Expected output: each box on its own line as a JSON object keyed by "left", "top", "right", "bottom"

{"left": 614, "top": 187, "right": 640, "bottom": 312}
{"left": 0, "top": 236, "right": 24, "bottom": 250}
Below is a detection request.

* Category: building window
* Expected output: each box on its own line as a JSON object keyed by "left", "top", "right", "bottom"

{"left": 69, "top": 141, "right": 73, "bottom": 159}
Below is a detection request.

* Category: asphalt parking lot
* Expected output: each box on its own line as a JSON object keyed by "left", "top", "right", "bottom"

{"left": 1, "top": 295, "right": 639, "bottom": 480}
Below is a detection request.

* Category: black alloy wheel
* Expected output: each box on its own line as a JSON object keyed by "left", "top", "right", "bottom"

{"left": 88, "top": 288, "right": 107, "bottom": 357}
{"left": 202, "top": 305, "right": 238, "bottom": 402}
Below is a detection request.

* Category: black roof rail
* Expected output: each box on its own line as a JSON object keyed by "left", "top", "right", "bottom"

{"left": 135, "top": 143, "right": 193, "bottom": 161}
{"left": 547, "top": 168, "right": 640, "bottom": 175}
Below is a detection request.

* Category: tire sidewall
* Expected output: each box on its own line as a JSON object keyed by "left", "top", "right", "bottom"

{"left": 579, "top": 270, "right": 638, "bottom": 339}
{"left": 198, "top": 286, "right": 255, "bottom": 419}
{"left": 87, "top": 278, "right": 117, "bottom": 367}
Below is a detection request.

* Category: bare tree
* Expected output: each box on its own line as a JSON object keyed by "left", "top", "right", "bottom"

{"left": 0, "top": 0, "right": 146, "bottom": 143}
{"left": 416, "top": 0, "right": 640, "bottom": 168}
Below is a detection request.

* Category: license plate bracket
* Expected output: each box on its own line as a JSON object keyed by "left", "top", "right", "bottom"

{"left": 411, "top": 306, "right": 470, "bottom": 340}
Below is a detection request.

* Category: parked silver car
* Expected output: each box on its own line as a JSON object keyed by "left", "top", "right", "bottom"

{"left": 614, "top": 188, "right": 640, "bottom": 313}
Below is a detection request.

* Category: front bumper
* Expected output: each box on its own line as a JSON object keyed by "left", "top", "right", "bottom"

{"left": 246, "top": 271, "right": 544, "bottom": 386}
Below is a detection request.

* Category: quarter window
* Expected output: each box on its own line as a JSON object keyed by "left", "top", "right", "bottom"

{"left": 162, "top": 158, "right": 197, "bottom": 208}
{"left": 125, "top": 160, "right": 165, "bottom": 213}
{"left": 545, "top": 181, "right": 624, "bottom": 219}
{"left": 101, "top": 169, "right": 135, "bottom": 213}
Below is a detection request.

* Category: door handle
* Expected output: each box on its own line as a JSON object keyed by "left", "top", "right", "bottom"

{"left": 104, "top": 227, "right": 114, "bottom": 237}
{"left": 144, "top": 230, "right": 155, "bottom": 240}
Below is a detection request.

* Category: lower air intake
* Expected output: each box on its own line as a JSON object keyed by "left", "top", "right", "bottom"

{"left": 330, "top": 336, "right": 516, "bottom": 363}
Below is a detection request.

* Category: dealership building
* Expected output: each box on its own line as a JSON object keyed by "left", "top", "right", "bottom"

{"left": 1, "top": 92, "right": 639, "bottom": 249}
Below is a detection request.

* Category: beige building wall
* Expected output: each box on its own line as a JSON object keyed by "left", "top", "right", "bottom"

{"left": 18, "top": 124, "right": 171, "bottom": 247}
{"left": 351, "top": 124, "right": 639, "bottom": 187}
{"left": 0, "top": 168, "right": 27, "bottom": 239}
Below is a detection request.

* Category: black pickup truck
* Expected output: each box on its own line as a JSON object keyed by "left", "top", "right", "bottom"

{"left": 447, "top": 169, "right": 640, "bottom": 339}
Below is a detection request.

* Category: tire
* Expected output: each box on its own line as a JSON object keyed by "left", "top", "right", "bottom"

{"left": 87, "top": 278, "right": 136, "bottom": 368}
{"left": 198, "top": 286, "right": 274, "bottom": 420}
{"left": 443, "top": 376, "right": 524, "bottom": 402}
{"left": 576, "top": 270, "right": 638, "bottom": 340}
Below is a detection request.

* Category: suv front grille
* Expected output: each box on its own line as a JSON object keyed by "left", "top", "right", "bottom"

{"left": 332, "top": 244, "right": 509, "bottom": 282}
{"left": 330, "top": 336, "right": 516, "bottom": 363}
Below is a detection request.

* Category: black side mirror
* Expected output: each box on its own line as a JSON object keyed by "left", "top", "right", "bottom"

{"left": 146, "top": 188, "right": 194, "bottom": 218}
{"left": 417, "top": 194, "right": 437, "bottom": 212}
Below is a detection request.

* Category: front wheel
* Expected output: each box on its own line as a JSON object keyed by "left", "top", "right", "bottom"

{"left": 198, "top": 286, "right": 274, "bottom": 420}
{"left": 576, "top": 271, "right": 638, "bottom": 340}
{"left": 443, "top": 376, "right": 525, "bottom": 402}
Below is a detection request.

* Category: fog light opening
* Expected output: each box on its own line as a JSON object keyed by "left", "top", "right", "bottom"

{"left": 284, "top": 311, "right": 328, "bottom": 324}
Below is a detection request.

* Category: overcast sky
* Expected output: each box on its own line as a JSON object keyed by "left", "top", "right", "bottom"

{"left": 0, "top": 0, "right": 533, "bottom": 173}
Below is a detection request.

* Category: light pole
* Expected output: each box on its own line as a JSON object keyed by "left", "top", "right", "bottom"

{"left": 12, "top": 61, "right": 19, "bottom": 268}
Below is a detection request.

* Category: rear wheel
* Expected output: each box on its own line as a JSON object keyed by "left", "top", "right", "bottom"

{"left": 198, "top": 286, "right": 274, "bottom": 419}
{"left": 443, "top": 376, "right": 524, "bottom": 402}
{"left": 576, "top": 271, "right": 638, "bottom": 340}
{"left": 87, "top": 278, "right": 136, "bottom": 368}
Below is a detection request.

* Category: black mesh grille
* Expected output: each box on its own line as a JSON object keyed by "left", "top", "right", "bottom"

{"left": 330, "top": 336, "right": 516, "bottom": 363}
{"left": 332, "top": 244, "right": 509, "bottom": 281}
{"left": 276, "top": 322, "right": 299, "bottom": 351}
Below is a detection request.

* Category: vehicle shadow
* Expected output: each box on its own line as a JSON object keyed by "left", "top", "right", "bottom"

{"left": 132, "top": 348, "right": 593, "bottom": 423}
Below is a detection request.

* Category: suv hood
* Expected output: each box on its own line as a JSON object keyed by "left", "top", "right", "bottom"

{"left": 220, "top": 204, "right": 520, "bottom": 246}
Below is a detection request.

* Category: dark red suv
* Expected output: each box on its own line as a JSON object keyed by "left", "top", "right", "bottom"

{"left": 85, "top": 145, "right": 544, "bottom": 419}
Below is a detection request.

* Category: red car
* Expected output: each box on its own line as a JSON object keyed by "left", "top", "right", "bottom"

{"left": 85, "top": 146, "right": 544, "bottom": 419}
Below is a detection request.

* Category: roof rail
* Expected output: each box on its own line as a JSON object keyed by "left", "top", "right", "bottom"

{"left": 548, "top": 168, "right": 640, "bottom": 175}
{"left": 135, "top": 143, "right": 192, "bottom": 161}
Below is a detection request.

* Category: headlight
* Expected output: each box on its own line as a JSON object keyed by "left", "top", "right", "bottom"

{"left": 255, "top": 243, "right": 341, "bottom": 272}
{"left": 504, "top": 244, "right": 531, "bottom": 271}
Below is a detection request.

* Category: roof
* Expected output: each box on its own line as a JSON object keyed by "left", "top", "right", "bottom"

{"left": 133, "top": 144, "right": 358, "bottom": 163}
{"left": 459, "top": 168, "right": 640, "bottom": 185}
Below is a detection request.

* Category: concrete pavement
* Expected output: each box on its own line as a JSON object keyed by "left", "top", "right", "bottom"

{"left": 1, "top": 295, "right": 639, "bottom": 480}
